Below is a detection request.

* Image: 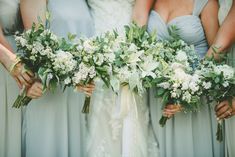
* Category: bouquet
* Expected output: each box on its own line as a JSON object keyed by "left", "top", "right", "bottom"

{"left": 110, "top": 23, "right": 160, "bottom": 94}
{"left": 64, "top": 32, "right": 118, "bottom": 113}
{"left": 153, "top": 39, "right": 203, "bottom": 127}
{"left": 13, "top": 23, "right": 77, "bottom": 108}
{"left": 197, "top": 58, "right": 235, "bottom": 142}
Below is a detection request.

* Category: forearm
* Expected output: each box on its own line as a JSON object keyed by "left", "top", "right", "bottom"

{"left": 132, "top": 0, "right": 154, "bottom": 26}
{"left": 0, "top": 44, "right": 16, "bottom": 70}
{"left": 208, "top": 1, "right": 235, "bottom": 55}
{"left": 20, "top": 0, "right": 47, "bottom": 29}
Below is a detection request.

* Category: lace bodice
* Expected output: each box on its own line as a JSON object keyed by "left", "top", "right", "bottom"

{"left": 87, "top": 0, "right": 135, "bottom": 35}
{"left": 0, "top": 0, "right": 21, "bottom": 33}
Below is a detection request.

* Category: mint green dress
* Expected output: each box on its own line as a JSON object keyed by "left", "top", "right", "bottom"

{"left": 147, "top": 0, "right": 224, "bottom": 156}
{"left": 0, "top": 0, "right": 23, "bottom": 157}
{"left": 22, "top": 0, "right": 94, "bottom": 157}
{"left": 218, "top": 1, "right": 235, "bottom": 157}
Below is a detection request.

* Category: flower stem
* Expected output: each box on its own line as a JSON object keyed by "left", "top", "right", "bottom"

{"left": 216, "top": 120, "right": 223, "bottom": 142}
{"left": 82, "top": 96, "right": 91, "bottom": 113}
{"left": 159, "top": 116, "right": 168, "bottom": 127}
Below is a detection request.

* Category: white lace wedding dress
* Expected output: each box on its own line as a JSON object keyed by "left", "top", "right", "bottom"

{"left": 86, "top": 0, "right": 159, "bottom": 157}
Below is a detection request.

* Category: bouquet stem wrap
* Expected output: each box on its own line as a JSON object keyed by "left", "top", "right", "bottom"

{"left": 13, "top": 86, "right": 32, "bottom": 108}
{"left": 82, "top": 96, "right": 91, "bottom": 113}
{"left": 216, "top": 120, "right": 224, "bottom": 142}
{"left": 159, "top": 116, "right": 168, "bottom": 127}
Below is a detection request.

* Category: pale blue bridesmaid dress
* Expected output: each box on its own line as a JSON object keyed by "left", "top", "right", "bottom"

{"left": 23, "top": 0, "right": 94, "bottom": 157}
{"left": 147, "top": 0, "right": 225, "bottom": 157}
{"left": 0, "top": 0, "right": 23, "bottom": 157}
{"left": 218, "top": 1, "right": 235, "bottom": 157}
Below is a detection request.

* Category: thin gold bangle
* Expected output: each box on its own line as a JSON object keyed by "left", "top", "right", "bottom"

{"left": 9, "top": 57, "right": 21, "bottom": 74}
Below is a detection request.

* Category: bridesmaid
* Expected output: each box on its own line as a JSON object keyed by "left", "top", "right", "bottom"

{"left": 20, "top": 0, "right": 95, "bottom": 157}
{"left": 133, "top": 0, "right": 223, "bottom": 157}
{"left": 0, "top": 1, "right": 42, "bottom": 156}
{"left": 212, "top": 1, "right": 235, "bottom": 157}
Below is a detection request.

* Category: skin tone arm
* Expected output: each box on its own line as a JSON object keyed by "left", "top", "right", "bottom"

{"left": 20, "top": 0, "right": 95, "bottom": 98}
{"left": 0, "top": 25, "right": 34, "bottom": 88}
{"left": 164, "top": 0, "right": 220, "bottom": 118}
{"left": 206, "top": 1, "right": 235, "bottom": 60}
{"left": 132, "top": 0, "right": 155, "bottom": 26}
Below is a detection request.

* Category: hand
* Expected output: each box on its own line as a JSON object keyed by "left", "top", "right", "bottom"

{"left": 10, "top": 61, "right": 34, "bottom": 88}
{"left": 76, "top": 82, "right": 95, "bottom": 96}
{"left": 215, "top": 99, "right": 235, "bottom": 120}
{"left": 26, "top": 82, "right": 43, "bottom": 99}
{"left": 163, "top": 104, "right": 182, "bottom": 118}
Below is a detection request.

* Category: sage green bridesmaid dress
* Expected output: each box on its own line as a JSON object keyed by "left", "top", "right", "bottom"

{"left": 147, "top": 0, "right": 224, "bottom": 156}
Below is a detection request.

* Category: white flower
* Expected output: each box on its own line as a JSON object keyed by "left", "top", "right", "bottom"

{"left": 189, "top": 82, "right": 199, "bottom": 93}
{"left": 53, "top": 50, "right": 77, "bottom": 75}
{"left": 171, "top": 62, "right": 185, "bottom": 70}
{"left": 223, "top": 81, "right": 229, "bottom": 87}
{"left": 64, "top": 77, "right": 71, "bottom": 85}
{"left": 141, "top": 56, "right": 159, "bottom": 78}
{"left": 171, "top": 92, "right": 177, "bottom": 98}
{"left": 158, "top": 82, "right": 170, "bottom": 89}
{"left": 83, "top": 40, "right": 95, "bottom": 53}
{"left": 202, "top": 82, "right": 212, "bottom": 89}
{"left": 16, "top": 36, "right": 27, "bottom": 47}
{"left": 89, "top": 66, "right": 96, "bottom": 78}
{"left": 94, "top": 53, "right": 104, "bottom": 66}
{"left": 104, "top": 53, "right": 116, "bottom": 63}
{"left": 182, "top": 91, "right": 192, "bottom": 103}
{"left": 128, "top": 43, "right": 138, "bottom": 52}
{"left": 175, "top": 50, "right": 188, "bottom": 62}
{"left": 128, "top": 50, "right": 144, "bottom": 65}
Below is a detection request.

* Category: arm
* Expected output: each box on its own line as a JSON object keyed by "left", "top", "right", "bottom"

{"left": 201, "top": 0, "right": 219, "bottom": 46}
{"left": 206, "top": 0, "right": 235, "bottom": 59}
{"left": 0, "top": 26, "right": 16, "bottom": 70}
{"left": 132, "top": 0, "right": 155, "bottom": 26}
{"left": 0, "top": 24, "right": 33, "bottom": 87}
{"left": 20, "top": 0, "right": 47, "bottom": 29}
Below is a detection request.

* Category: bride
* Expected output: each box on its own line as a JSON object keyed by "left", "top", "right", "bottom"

{"left": 86, "top": 0, "right": 159, "bottom": 157}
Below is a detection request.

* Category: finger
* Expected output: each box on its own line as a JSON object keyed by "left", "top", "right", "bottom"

{"left": 217, "top": 107, "right": 232, "bottom": 119}
{"left": 215, "top": 102, "right": 227, "bottom": 112}
{"left": 164, "top": 108, "right": 181, "bottom": 114}
{"left": 27, "top": 91, "right": 42, "bottom": 98}
{"left": 80, "top": 87, "right": 94, "bottom": 93}
{"left": 34, "top": 82, "right": 43, "bottom": 90}
{"left": 84, "top": 92, "right": 92, "bottom": 97}
{"left": 26, "top": 70, "right": 34, "bottom": 77}
{"left": 86, "top": 84, "right": 96, "bottom": 88}
{"left": 217, "top": 105, "right": 231, "bottom": 117}
{"left": 22, "top": 73, "right": 33, "bottom": 84}
{"left": 17, "top": 76, "right": 30, "bottom": 87}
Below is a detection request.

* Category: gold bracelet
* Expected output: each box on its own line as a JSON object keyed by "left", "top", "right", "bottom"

{"left": 9, "top": 57, "right": 21, "bottom": 74}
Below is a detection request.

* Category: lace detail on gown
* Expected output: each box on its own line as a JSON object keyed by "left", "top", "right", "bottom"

{"left": 86, "top": 0, "right": 159, "bottom": 157}
{"left": 87, "top": 0, "right": 135, "bottom": 35}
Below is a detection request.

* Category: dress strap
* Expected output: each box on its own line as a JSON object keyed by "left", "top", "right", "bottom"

{"left": 192, "top": 0, "right": 209, "bottom": 16}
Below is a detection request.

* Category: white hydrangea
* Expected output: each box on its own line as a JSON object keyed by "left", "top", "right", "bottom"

{"left": 175, "top": 50, "right": 188, "bottom": 62}
{"left": 83, "top": 40, "right": 95, "bottom": 53}
{"left": 53, "top": 50, "right": 77, "bottom": 75}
